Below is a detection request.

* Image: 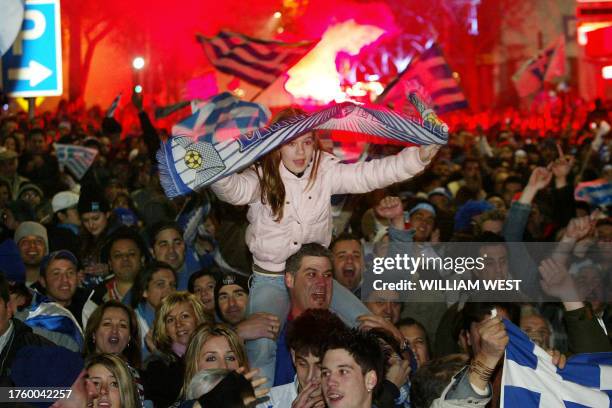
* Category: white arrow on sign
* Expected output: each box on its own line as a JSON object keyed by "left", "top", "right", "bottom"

{"left": 7, "top": 60, "right": 52, "bottom": 87}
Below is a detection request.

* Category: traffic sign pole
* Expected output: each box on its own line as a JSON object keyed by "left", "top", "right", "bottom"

{"left": 27, "top": 97, "right": 35, "bottom": 120}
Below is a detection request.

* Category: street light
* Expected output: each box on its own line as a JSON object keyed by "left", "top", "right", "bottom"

{"left": 132, "top": 57, "right": 145, "bottom": 70}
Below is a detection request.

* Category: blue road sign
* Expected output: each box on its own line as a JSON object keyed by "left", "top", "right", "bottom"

{"left": 1, "top": 0, "right": 62, "bottom": 97}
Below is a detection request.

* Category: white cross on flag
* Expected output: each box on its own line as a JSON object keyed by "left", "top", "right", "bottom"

{"left": 54, "top": 143, "right": 98, "bottom": 180}
{"left": 501, "top": 319, "right": 612, "bottom": 407}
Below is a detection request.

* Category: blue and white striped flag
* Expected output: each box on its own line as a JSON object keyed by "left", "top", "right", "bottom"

{"left": 197, "top": 31, "right": 313, "bottom": 89}
{"left": 25, "top": 293, "right": 84, "bottom": 349}
{"left": 383, "top": 43, "right": 468, "bottom": 115}
{"left": 512, "top": 37, "right": 565, "bottom": 98}
{"left": 157, "top": 92, "right": 448, "bottom": 198}
{"left": 54, "top": 143, "right": 98, "bottom": 180}
{"left": 502, "top": 319, "right": 612, "bottom": 407}
{"left": 105, "top": 92, "right": 122, "bottom": 118}
{"left": 574, "top": 178, "right": 612, "bottom": 208}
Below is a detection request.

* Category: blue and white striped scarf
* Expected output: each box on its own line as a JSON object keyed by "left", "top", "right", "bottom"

{"left": 157, "top": 93, "right": 448, "bottom": 198}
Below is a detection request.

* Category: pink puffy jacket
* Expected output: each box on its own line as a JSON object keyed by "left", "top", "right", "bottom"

{"left": 210, "top": 147, "right": 428, "bottom": 272}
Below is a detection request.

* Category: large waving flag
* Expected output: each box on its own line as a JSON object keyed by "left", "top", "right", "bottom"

{"left": 157, "top": 92, "right": 448, "bottom": 198}
{"left": 197, "top": 31, "right": 313, "bottom": 89}
{"left": 512, "top": 36, "right": 566, "bottom": 98}
{"left": 25, "top": 293, "right": 84, "bottom": 349}
{"left": 54, "top": 143, "right": 98, "bottom": 180}
{"left": 502, "top": 319, "right": 612, "bottom": 407}
{"left": 382, "top": 43, "right": 468, "bottom": 115}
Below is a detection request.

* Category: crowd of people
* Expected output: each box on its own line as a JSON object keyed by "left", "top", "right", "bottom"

{"left": 0, "top": 92, "right": 610, "bottom": 408}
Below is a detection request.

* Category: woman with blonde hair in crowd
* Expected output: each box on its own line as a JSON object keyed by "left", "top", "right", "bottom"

{"left": 142, "top": 291, "right": 211, "bottom": 408}
{"left": 180, "top": 369, "right": 260, "bottom": 408}
{"left": 180, "top": 323, "right": 250, "bottom": 398}
{"left": 85, "top": 353, "right": 142, "bottom": 408}
{"left": 177, "top": 324, "right": 268, "bottom": 407}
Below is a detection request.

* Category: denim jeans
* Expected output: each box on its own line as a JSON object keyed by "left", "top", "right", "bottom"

{"left": 245, "top": 271, "right": 370, "bottom": 387}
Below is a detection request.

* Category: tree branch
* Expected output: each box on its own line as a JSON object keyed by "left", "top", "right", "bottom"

{"left": 90, "top": 21, "right": 113, "bottom": 46}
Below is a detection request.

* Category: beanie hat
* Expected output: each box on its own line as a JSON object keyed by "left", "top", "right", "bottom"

{"left": 14, "top": 221, "right": 48, "bottom": 254}
{"left": 214, "top": 272, "right": 249, "bottom": 320}
{"left": 77, "top": 184, "right": 109, "bottom": 214}
{"left": 17, "top": 183, "right": 44, "bottom": 200}
{"left": 0, "top": 239, "right": 26, "bottom": 283}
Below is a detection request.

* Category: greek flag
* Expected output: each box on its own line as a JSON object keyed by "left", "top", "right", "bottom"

{"left": 105, "top": 92, "right": 122, "bottom": 118}
{"left": 54, "top": 143, "right": 98, "bottom": 180}
{"left": 512, "top": 37, "right": 565, "bottom": 98}
{"left": 383, "top": 43, "right": 468, "bottom": 115}
{"left": 574, "top": 178, "right": 612, "bottom": 208}
{"left": 197, "top": 31, "right": 313, "bottom": 89}
{"left": 157, "top": 93, "right": 448, "bottom": 198}
{"left": 25, "top": 293, "right": 84, "bottom": 349}
{"left": 502, "top": 319, "right": 612, "bottom": 407}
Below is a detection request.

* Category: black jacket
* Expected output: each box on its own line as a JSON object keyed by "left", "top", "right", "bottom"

{"left": 0, "top": 319, "right": 53, "bottom": 379}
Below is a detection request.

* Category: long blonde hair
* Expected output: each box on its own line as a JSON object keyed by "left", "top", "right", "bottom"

{"left": 152, "top": 291, "right": 212, "bottom": 360}
{"left": 255, "top": 107, "right": 324, "bottom": 222}
{"left": 180, "top": 323, "right": 249, "bottom": 398}
{"left": 86, "top": 353, "right": 141, "bottom": 408}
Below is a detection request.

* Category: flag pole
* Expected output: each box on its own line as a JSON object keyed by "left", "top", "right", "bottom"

{"left": 375, "top": 56, "right": 416, "bottom": 104}
{"left": 356, "top": 56, "right": 417, "bottom": 162}
{"left": 154, "top": 101, "right": 191, "bottom": 119}
{"left": 249, "top": 87, "right": 265, "bottom": 102}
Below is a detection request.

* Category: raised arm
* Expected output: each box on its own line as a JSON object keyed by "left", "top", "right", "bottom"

{"left": 330, "top": 145, "right": 438, "bottom": 195}
{"left": 550, "top": 144, "right": 576, "bottom": 228}
{"left": 503, "top": 167, "right": 552, "bottom": 242}
{"left": 539, "top": 258, "right": 611, "bottom": 352}
{"left": 132, "top": 91, "right": 161, "bottom": 164}
{"left": 209, "top": 169, "right": 260, "bottom": 206}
